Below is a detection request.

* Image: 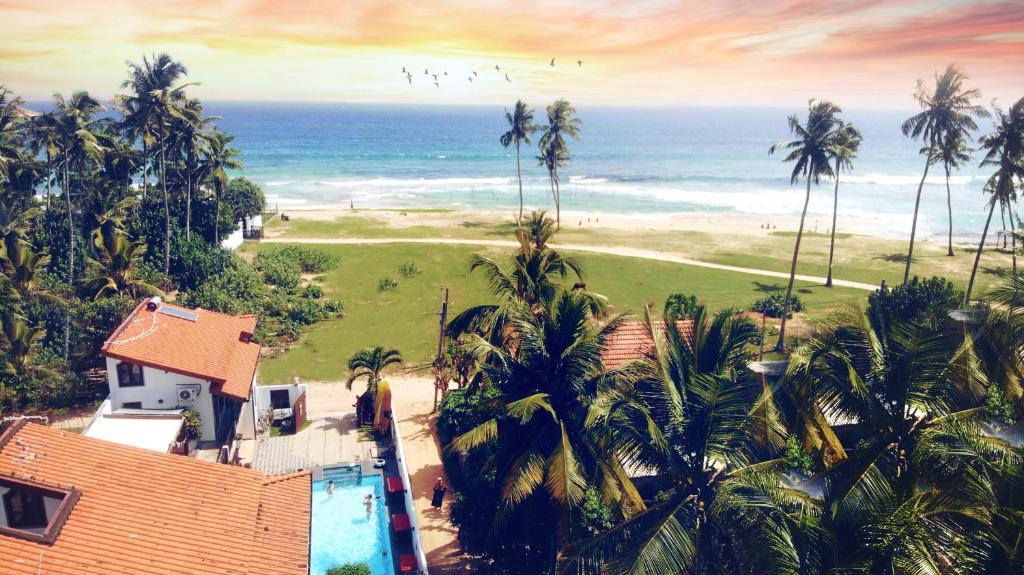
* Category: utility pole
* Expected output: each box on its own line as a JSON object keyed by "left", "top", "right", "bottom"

{"left": 433, "top": 287, "right": 449, "bottom": 412}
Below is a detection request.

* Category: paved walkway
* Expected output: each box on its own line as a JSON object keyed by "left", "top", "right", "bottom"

{"left": 250, "top": 414, "right": 368, "bottom": 475}
{"left": 262, "top": 236, "right": 878, "bottom": 291}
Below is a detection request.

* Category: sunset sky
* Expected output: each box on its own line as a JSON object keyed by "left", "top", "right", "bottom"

{"left": 1, "top": 0, "right": 1022, "bottom": 108}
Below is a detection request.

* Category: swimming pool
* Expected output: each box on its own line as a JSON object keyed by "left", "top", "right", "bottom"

{"left": 311, "top": 474, "right": 396, "bottom": 575}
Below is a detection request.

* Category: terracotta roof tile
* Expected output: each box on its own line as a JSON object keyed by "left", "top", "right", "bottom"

{"left": 0, "top": 422, "right": 310, "bottom": 575}
{"left": 101, "top": 299, "right": 260, "bottom": 401}
{"left": 603, "top": 320, "right": 692, "bottom": 369}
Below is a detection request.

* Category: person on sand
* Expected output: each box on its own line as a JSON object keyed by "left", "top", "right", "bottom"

{"left": 431, "top": 477, "right": 447, "bottom": 508}
{"left": 326, "top": 480, "right": 335, "bottom": 496}
{"left": 364, "top": 493, "right": 374, "bottom": 517}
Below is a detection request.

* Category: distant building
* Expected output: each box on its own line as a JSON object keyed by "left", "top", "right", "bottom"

{"left": 0, "top": 420, "right": 310, "bottom": 574}
{"left": 86, "top": 297, "right": 261, "bottom": 456}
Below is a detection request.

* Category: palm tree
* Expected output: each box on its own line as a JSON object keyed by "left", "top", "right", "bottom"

{"left": 824, "top": 122, "right": 862, "bottom": 287}
{"left": 80, "top": 224, "right": 161, "bottom": 300}
{"left": 934, "top": 133, "right": 972, "bottom": 257}
{"left": 518, "top": 210, "right": 558, "bottom": 251}
{"left": 785, "top": 311, "right": 1003, "bottom": 572}
{"left": 965, "top": 97, "right": 1024, "bottom": 303}
{"left": 561, "top": 305, "right": 813, "bottom": 575}
{"left": 199, "top": 130, "right": 241, "bottom": 244}
{"left": 538, "top": 100, "right": 582, "bottom": 229}
{"left": 501, "top": 101, "right": 539, "bottom": 224}
{"left": 0, "top": 311, "right": 55, "bottom": 379}
{"left": 0, "top": 231, "right": 50, "bottom": 298}
{"left": 769, "top": 99, "right": 841, "bottom": 351}
{"left": 169, "top": 98, "right": 218, "bottom": 237}
{"left": 26, "top": 112, "right": 61, "bottom": 208}
{"left": 451, "top": 290, "right": 640, "bottom": 573}
{"left": 120, "top": 53, "right": 190, "bottom": 273}
{"left": 901, "top": 65, "right": 987, "bottom": 281}
{"left": 0, "top": 87, "right": 26, "bottom": 187}
{"left": 346, "top": 346, "right": 402, "bottom": 426}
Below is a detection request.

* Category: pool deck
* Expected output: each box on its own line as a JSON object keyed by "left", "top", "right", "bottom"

{"left": 255, "top": 379, "right": 472, "bottom": 573}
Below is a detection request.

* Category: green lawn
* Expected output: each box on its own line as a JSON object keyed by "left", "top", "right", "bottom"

{"left": 249, "top": 242, "right": 867, "bottom": 384}
{"left": 266, "top": 212, "right": 1014, "bottom": 292}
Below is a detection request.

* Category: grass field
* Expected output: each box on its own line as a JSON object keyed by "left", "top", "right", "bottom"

{"left": 248, "top": 241, "right": 867, "bottom": 384}
{"left": 267, "top": 211, "right": 1015, "bottom": 293}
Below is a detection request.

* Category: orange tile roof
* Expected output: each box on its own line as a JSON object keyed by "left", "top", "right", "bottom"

{"left": 0, "top": 421, "right": 310, "bottom": 575}
{"left": 101, "top": 299, "right": 261, "bottom": 401}
{"left": 603, "top": 320, "right": 692, "bottom": 369}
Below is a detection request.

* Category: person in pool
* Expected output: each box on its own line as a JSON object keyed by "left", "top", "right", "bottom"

{"left": 364, "top": 493, "right": 374, "bottom": 517}
{"left": 326, "top": 480, "right": 335, "bottom": 496}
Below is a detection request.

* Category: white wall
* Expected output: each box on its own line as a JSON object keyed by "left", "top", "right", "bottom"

{"left": 253, "top": 382, "right": 306, "bottom": 416}
{"left": 391, "top": 406, "right": 429, "bottom": 575}
{"left": 0, "top": 485, "right": 63, "bottom": 533}
{"left": 220, "top": 223, "right": 244, "bottom": 251}
{"left": 105, "top": 358, "right": 218, "bottom": 442}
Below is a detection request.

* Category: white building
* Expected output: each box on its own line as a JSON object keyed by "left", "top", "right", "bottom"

{"left": 89, "top": 297, "right": 261, "bottom": 455}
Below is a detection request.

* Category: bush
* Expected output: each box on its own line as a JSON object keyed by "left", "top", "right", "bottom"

{"left": 399, "top": 260, "right": 421, "bottom": 278}
{"left": 326, "top": 564, "right": 370, "bottom": 575}
{"left": 182, "top": 260, "right": 267, "bottom": 314}
{"left": 664, "top": 293, "right": 699, "bottom": 318}
{"left": 302, "top": 284, "right": 324, "bottom": 299}
{"left": 378, "top": 277, "right": 398, "bottom": 291}
{"left": 751, "top": 293, "right": 803, "bottom": 318}
{"left": 274, "top": 245, "right": 338, "bottom": 273}
{"left": 868, "top": 276, "right": 961, "bottom": 325}
{"left": 288, "top": 299, "right": 328, "bottom": 325}
{"left": 255, "top": 252, "right": 301, "bottom": 289}
{"left": 171, "top": 234, "right": 233, "bottom": 291}
{"left": 324, "top": 300, "right": 344, "bottom": 314}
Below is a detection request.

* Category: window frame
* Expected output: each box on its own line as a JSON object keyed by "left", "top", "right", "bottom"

{"left": 121, "top": 401, "right": 143, "bottom": 409}
{"left": 116, "top": 362, "right": 145, "bottom": 388}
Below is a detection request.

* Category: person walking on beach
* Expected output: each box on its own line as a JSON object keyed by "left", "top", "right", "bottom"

{"left": 431, "top": 477, "right": 447, "bottom": 508}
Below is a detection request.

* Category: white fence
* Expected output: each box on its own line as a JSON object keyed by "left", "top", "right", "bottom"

{"left": 391, "top": 406, "right": 430, "bottom": 575}
{"left": 220, "top": 222, "right": 245, "bottom": 251}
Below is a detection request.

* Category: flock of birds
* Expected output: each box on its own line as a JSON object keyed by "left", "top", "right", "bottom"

{"left": 401, "top": 58, "right": 583, "bottom": 88}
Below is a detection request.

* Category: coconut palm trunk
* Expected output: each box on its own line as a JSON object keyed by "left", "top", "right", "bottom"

{"left": 185, "top": 169, "right": 192, "bottom": 238}
{"left": 776, "top": 176, "right": 811, "bottom": 351}
{"left": 515, "top": 139, "right": 524, "bottom": 224}
{"left": 141, "top": 140, "right": 148, "bottom": 198}
{"left": 159, "top": 126, "right": 170, "bottom": 274}
{"left": 62, "top": 149, "right": 72, "bottom": 359}
{"left": 904, "top": 158, "right": 931, "bottom": 282}
{"left": 552, "top": 167, "right": 561, "bottom": 229}
{"left": 826, "top": 159, "right": 840, "bottom": 287}
{"left": 945, "top": 164, "right": 955, "bottom": 256}
{"left": 44, "top": 149, "right": 52, "bottom": 208}
{"left": 965, "top": 198, "right": 997, "bottom": 303}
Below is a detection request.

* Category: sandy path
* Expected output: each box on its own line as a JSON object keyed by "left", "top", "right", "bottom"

{"left": 387, "top": 376, "right": 470, "bottom": 573}
{"left": 262, "top": 236, "right": 878, "bottom": 291}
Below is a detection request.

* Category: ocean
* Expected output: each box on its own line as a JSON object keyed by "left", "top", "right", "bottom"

{"left": 34, "top": 101, "right": 1005, "bottom": 241}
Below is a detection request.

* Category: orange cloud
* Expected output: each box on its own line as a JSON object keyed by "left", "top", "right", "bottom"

{"left": 0, "top": 0, "right": 1021, "bottom": 107}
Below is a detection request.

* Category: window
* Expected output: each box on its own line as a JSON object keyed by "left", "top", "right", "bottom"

{"left": 121, "top": 401, "right": 142, "bottom": 409}
{"left": 3, "top": 489, "right": 48, "bottom": 529}
{"left": 116, "top": 362, "right": 144, "bottom": 387}
{"left": 270, "top": 389, "right": 291, "bottom": 410}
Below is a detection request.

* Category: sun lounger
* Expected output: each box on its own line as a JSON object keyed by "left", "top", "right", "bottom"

{"left": 391, "top": 512, "right": 411, "bottom": 532}
{"left": 399, "top": 553, "right": 417, "bottom": 573}
{"left": 386, "top": 475, "right": 404, "bottom": 494}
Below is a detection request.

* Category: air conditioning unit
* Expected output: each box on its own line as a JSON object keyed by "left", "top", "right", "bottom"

{"left": 176, "top": 384, "right": 201, "bottom": 404}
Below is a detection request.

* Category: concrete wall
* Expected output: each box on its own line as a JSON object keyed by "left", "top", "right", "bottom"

{"left": 391, "top": 406, "right": 429, "bottom": 575}
{"left": 105, "top": 358, "right": 218, "bottom": 442}
{"left": 253, "top": 383, "right": 307, "bottom": 419}
{"left": 220, "top": 223, "right": 244, "bottom": 251}
{"left": 0, "top": 485, "right": 63, "bottom": 533}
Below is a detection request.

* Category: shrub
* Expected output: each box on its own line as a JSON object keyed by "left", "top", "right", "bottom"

{"left": 275, "top": 245, "right": 338, "bottom": 273}
{"left": 751, "top": 293, "right": 803, "bottom": 318}
{"left": 182, "top": 261, "right": 267, "bottom": 314}
{"left": 399, "top": 260, "right": 421, "bottom": 278}
{"left": 378, "top": 277, "right": 398, "bottom": 291}
{"left": 171, "top": 234, "right": 233, "bottom": 291}
{"left": 868, "top": 276, "right": 961, "bottom": 325}
{"left": 255, "top": 252, "right": 301, "bottom": 289}
{"left": 302, "top": 284, "right": 324, "bottom": 299}
{"left": 288, "top": 299, "right": 328, "bottom": 325}
{"left": 181, "top": 409, "right": 203, "bottom": 440}
{"left": 324, "top": 300, "right": 344, "bottom": 314}
{"left": 326, "top": 563, "right": 371, "bottom": 575}
{"left": 664, "top": 293, "right": 699, "bottom": 318}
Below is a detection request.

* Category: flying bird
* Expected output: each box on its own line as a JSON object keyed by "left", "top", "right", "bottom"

{"left": 468, "top": 76, "right": 474, "bottom": 82}
{"left": 406, "top": 74, "right": 412, "bottom": 85}
{"left": 444, "top": 71, "right": 448, "bottom": 76}
{"left": 402, "top": 66, "right": 407, "bottom": 73}
{"left": 432, "top": 74, "right": 438, "bottom": 81}
{"left": 434, "top": 82, "right": 439, "bottom": 88}
{"left": 424, "top": 69, "right": 429, "bottom": 75}
{"left": 550, "top": 58, "right": 555, "bottom": 66}
{"left": 472, "top": 71, "right": 478, "bottom": 77}
{"left": 495, "top": 64, "right": 500, "bottom": 71}
{"left": 505, "top": 73, "right": 511, "bottom": 83}
{"left": 577, "top": 60, "right": 583, "bottom": 67}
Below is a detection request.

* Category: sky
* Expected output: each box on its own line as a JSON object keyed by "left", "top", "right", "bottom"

{"left": 1, "top": 0, "right": 1022, "bottom": 108}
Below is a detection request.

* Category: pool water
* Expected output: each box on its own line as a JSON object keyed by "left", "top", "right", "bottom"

{"left": 311, "top": 474, "right": 396, "bottom": 575}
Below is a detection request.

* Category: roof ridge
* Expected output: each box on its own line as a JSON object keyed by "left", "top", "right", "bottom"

{"left": 261, "top": 470, "right": 312, "bottom": 486}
